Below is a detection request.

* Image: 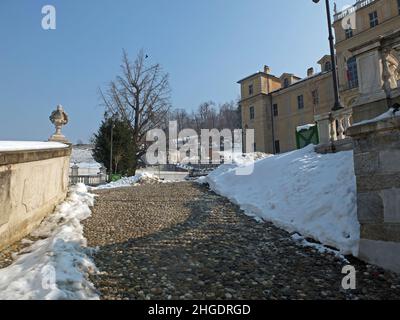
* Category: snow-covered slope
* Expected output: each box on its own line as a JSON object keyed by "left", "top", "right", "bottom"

{"left": 199, "top": 145, "right": 359, "bottom": 256}
{"left": 70, "top": 146, "right": 102, "bottom": 176}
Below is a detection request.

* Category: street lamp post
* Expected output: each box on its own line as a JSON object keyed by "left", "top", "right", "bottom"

{"left": 109, "top": 122, "right": 114, "bottom": 181}
{"left": 313, "top": 0, "right": 343, "bottom": 111}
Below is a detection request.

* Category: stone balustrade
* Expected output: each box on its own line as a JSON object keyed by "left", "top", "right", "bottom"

{"left": 333, "top": 0, "right": 376, "bottom": 22}
{"left": 314, "top": 108, "right": 353, "bottom": 153}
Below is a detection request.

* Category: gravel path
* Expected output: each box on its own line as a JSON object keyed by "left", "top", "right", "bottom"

{"left": 0, "top": 243, "right": 24, "bottom": 270}
{"left": 84, "top": 182, "right": 400, "bottom": 300}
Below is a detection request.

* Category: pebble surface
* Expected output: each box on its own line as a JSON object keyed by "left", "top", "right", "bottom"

{"left": 84, "top": 182, "right": 400, "bottom": 300}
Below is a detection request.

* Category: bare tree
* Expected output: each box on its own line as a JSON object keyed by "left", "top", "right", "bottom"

{"left": 100, "top": 49, "right": 171, "bottom": 174}
{"left": 169, "top": 100, "right": 240, "bottom": 133}
{"left": 170, "top": 108, "right": 191, "bottom": 132}
{"left": 217, "top": 101, "right": 241, "bottom": 131}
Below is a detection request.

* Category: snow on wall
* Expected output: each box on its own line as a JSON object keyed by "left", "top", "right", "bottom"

{"left": 0, "top": 141, "right": 67, "bottom": 152}
{"left": 200, "top": 145, "right": 359, "bottom": 256}
{"left": 353, "top": 107, "right": 400, "bottom": 126}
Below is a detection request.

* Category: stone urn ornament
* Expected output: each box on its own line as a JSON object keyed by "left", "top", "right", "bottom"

{"left": 49, "top": 104, "right": 69, "bottom": 143}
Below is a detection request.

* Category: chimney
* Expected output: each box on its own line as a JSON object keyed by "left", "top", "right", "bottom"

{"left": 307, "top": 67, "right": 314, "bottom": 77}
{"left": 263, "top": 65, "right": 271, "bottom": 74}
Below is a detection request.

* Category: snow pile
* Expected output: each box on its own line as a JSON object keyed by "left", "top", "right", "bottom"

{"left": 93, "top": 172, "right": 165, "bottom": 190}
{"left": 353, "top": 107, "right": 400, "bottom": 126}
{"left": 296, "top": 124, "right": 316, "bottom": 132}
{"left": 199, "top": 145, "right": 359, "bottom": 256}
{"left": 220, "top": 151, "right": 271, "bottom": 164}
{"left": 0, "top": 184, "right": 99, "bottom": 300}
{"left": 0, "top": 141, "right": 67, "bottom": 152}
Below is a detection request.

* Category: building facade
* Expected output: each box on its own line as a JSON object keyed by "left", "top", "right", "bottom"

{"left": 239, "top": 0, "right": 400, "bottom": 154}
{"left": 334, "top": 0, "right": 400, "bottom": 122}
{"left": 239, "top": 60, "right": 335, "bottom": 154}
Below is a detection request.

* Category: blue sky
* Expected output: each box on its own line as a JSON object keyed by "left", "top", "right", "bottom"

{"left": 0, "top": 0, "right": 351, "bottom": 143}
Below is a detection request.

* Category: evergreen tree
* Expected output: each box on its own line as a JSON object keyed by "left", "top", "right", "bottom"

{"left": 92, "top": 115, "right": 137, "bottom": 176}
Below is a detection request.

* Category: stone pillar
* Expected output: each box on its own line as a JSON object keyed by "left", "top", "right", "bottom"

{"left": 347, "top": 114, "right": 400, "bottom": 273}
{"left": 356, "top": 49, "right": 385, "bottom": 101}
{"left": 351, "top": 43, "right": 389, "bottom": 122}
{"left": 315, "top": 113, "right": 331, "bottom": 145}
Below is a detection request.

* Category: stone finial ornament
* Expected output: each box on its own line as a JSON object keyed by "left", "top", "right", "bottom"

{"left": 49, "top": 104, "right": 69, "bottom": 143}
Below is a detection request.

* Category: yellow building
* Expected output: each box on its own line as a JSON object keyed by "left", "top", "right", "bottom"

{"left": 239, "top": 60, "right": 335, "bottom": 154}
{"left": 333, "top": 0, "right": 400, "bottom": 122}
{"left": 239, "top": 0, "right": 400, "bottom": 154}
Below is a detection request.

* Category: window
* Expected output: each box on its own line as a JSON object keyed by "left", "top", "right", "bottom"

{"left": 398, "top": 0, "right": 400, "bottom": 14}
{"left": 345, "top": 27, "right": 353, "bottom": 39}
{"left": 274, "top": 140, "right": 280, "bottom": 154}
{"left": 249, "top": 106, "right": 255, "bottom": 120}
{"left": 369, "top": 11, "right": 379, "bottom": 28}
{"left": 324, "top": 61, "right": 332, "bottom": 72}
{"left": 297, "top": 95, "right": 304, "bottom": 110}
{"left": 312, "top": 89, "right": 319, "bottom": 105}
{"left": 273, "top": 104, "right": 278, "bottom": 117}
{"left": 253, "top": 143, "right": 257, "bottom": 152}
{"left": 248, "top": 84, "right": 254, "bottom": 95}
{"left": 347, "top": 57, "right": 359, "bottom": 89}
{"left": 283, "top": 78, "right": 290, "bottom": 88}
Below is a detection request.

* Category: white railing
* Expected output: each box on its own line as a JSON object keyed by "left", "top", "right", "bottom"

{"left": 315, "top": 108, "right": 353, "bottom": 145}
{"left": 334, "top": 0, "right": 376, "bottom": 22}
{"left": 69, "top": 174, "right": 107, "bottom": 186}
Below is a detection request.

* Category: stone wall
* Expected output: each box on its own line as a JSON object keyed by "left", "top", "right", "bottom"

{"left": 0, "top": 146, "right": 71, "bottom": 250}
{"left": 347, "top": 114, "right": 400, "bottom": 272}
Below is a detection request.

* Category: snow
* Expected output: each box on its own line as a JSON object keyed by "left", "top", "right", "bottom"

{"left": 353, "top": 107, "right": 400, "bottom": 126}
{"left": 70, "top": 147, "right": 100, "bottom": 166}
{"left": 296, "top": 124, "right": 316, "bottom": 132}
{"left": 199, "top": 145, "right": 359, "bottom": 256}
{"left": 291, "top": 233, "right": 349, "bottom": 262}
{"left": 220, "top": 151, "right": 271, "bottom": 163}
{"left": 0, "top": 141, "right": 67, "bottom": 152}
{"left": 0, "top": 184, "right": 99, "bottom": 300}
{"left": 70, "top": 146, "right": 103, "bottom": 176}
{"left": 92, "top": 172, "right": 165, "bottom": 190}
